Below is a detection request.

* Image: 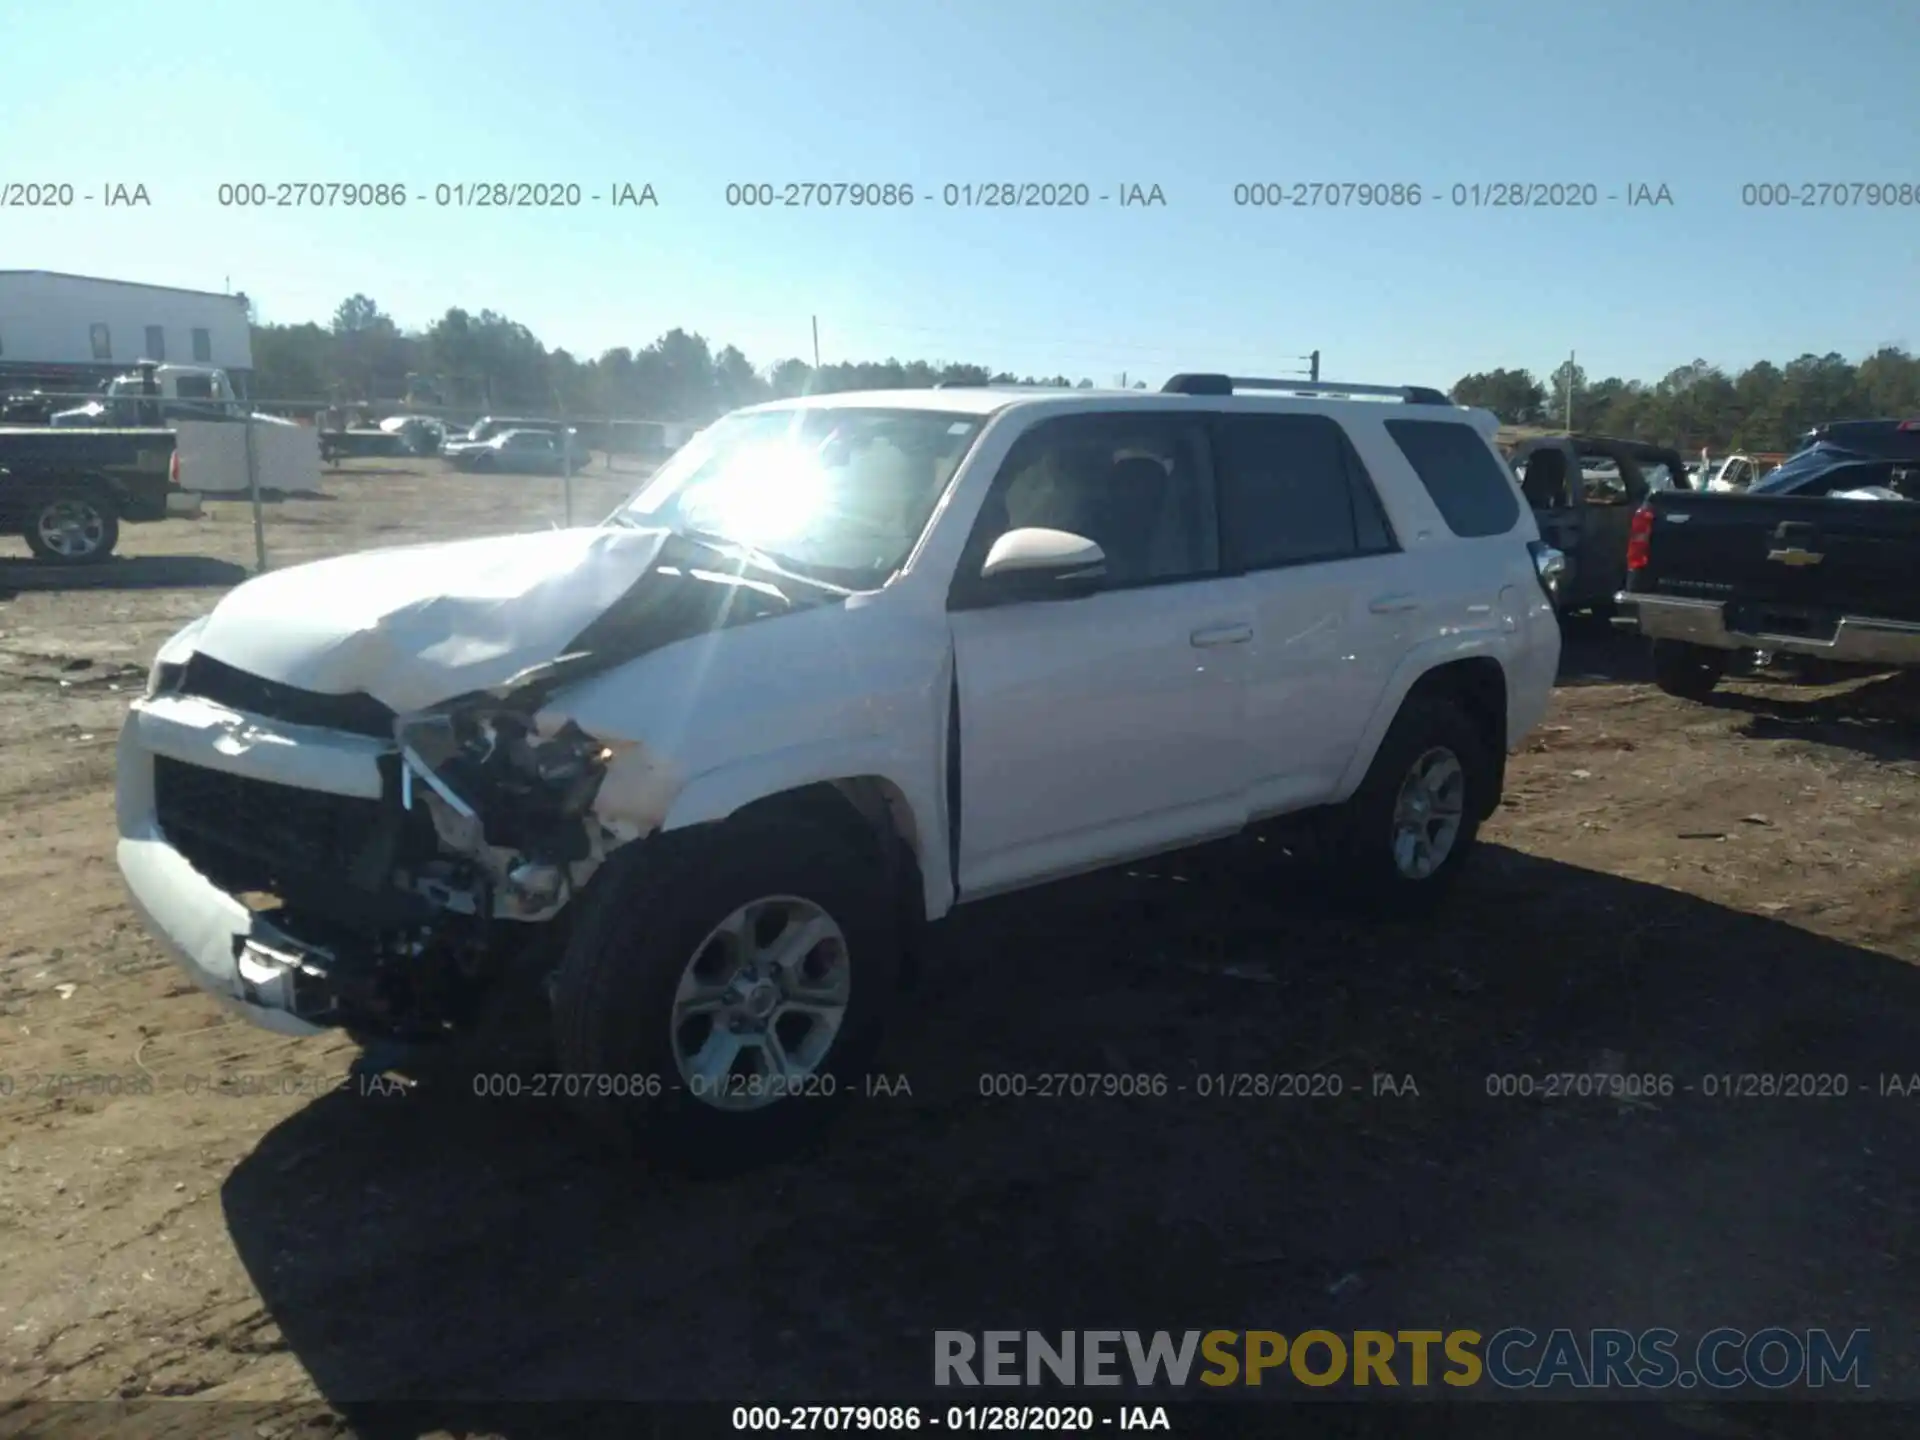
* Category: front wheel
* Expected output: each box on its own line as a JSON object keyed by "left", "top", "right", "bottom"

{"left": 25, "top": 491, "right": 120, "bottom": 564}
{"left": 550, "top": 816, "right": 897, "bottom": 1168}
{"left": 1323, "top": 693, "right": 1491, "bottom": 916}
{"left": 1650, "top": 639, "right": 1727, "bottom": 701}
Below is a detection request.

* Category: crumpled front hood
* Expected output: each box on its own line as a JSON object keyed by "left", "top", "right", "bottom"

{"left": 189, "top": 527, "right": 680, "bottom": 713}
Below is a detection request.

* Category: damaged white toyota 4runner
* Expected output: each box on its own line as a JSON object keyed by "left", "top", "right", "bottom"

{"left": 117, "top": 375, "right": 1562, "bottom": 1153}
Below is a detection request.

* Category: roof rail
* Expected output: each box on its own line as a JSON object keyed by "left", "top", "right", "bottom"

{"left": 934, "top": 380, "right": 1082, "bottom": 391}
{"left": 1161, "top": 374, "right": 1454, "bottom": 405}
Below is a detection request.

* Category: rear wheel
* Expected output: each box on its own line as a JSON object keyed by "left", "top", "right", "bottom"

{"left": 1324, "top": 693, "right": 1492, "bottom": 916}
{"left": 25, "top": 490, "right": 119, "bottom": 564}
{"left": 551, "top": 816, "right": 897, "bottom": 1169}
{"left": 1651, "top": 639, "right": 1727, "bottom": 701}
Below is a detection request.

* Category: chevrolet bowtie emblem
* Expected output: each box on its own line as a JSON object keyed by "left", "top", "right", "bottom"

{"left": 1767, "top": 547, "right": 1823, "bottom": 566}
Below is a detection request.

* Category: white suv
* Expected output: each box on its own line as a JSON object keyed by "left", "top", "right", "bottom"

{"left": 116, "top": 375, "right": 1562, "bottom": 1155}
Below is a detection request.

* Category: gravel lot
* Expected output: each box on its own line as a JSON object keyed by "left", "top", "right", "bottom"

{"left": 2, "top": 458, "right": 1918, "bottom": 1435}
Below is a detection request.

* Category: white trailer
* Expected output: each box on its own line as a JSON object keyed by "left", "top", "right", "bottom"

{"left": 0, "top": 271, "right": 252, "bottom": 384}
{"left": 175, "top": 415, "right": 322, "bottom": 497}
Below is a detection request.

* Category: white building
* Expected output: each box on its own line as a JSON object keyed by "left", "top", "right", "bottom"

{"left": 0, "top": 270, "right": 253, "bottom": 391}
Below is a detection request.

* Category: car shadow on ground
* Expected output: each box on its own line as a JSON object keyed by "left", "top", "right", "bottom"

{"left": 0, "top": 554, "right": 252, "bottom": 595}
{"left": 220, "top": 844, "right": 1920, "bottom": 1422}
{"left": 1704, "top": 670, "right": 1920, "bottom": 765}
{"left": 1554, "top": 615, "right": 1651, "bottom": 688}
{"left": 206, "top": 487, "right": 335, "bottom": 501}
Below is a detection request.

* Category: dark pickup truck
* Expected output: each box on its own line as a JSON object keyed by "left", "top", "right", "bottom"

{"left": 1508, "top": 434, "right": 1691, "bottom": 614}
{"left": 318, "top": 417, "right": 446, "bottom": 464}
{"left": 0, "top": 427, "right": 180, "bottom": 563}
{"left": 317, "top": 427, "right": 408, "bottom": 465}
{"left": 1614, "top": 471, "right": 1920, "bottom": 700}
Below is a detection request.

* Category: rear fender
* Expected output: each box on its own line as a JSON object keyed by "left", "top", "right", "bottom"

{"left": 1335, "top": 634, "right": 1508, "bottom": 804}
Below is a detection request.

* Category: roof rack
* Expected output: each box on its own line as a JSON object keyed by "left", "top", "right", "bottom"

{"left": 1161, "top": 374, "right": 1454, "bottom": 405}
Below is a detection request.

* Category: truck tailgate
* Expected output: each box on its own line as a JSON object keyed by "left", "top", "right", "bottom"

{"left": 1631, "top": 491, "right": 1920, "bottom": 627}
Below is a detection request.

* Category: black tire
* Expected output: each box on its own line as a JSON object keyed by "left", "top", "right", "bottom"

{"left": 24, "top": 489, "right": 120, "bottom": 564}
{"left": 1323, "top": 692, "right": 1492, "bottom": 917}
{"left": 1651, "top": 639, "right": 1727, "bottom": 701}
{"left": 550, "top": 815, "right": 897, "bottom": 1169}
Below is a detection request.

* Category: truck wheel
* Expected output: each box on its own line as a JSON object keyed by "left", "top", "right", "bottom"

{"left": 1651, "top": 640, "right": 1726, "bottom": 701}
{"left": 550, "top": 815, "right": 897, "bottom": 1168}
{"left": 1324, "top": 693, "right": 1491, "bottom": 917}
{"left": 25, "top": 491, "right": 120, "bottom": 564}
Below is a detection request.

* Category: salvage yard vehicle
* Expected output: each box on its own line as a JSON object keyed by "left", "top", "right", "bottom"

{"left": 1615, "top": 452, "right": 1920, "bottom": 700}
{"left": 1796, "top": 418, "right": 1920, "bottom": 459}
{"left": 446, "top": 427, "right": 587, "bottom": 475}
{"left": 1741, "top": 443, "right": 1920, "bottom": 500}
{"left": 381, "top": 414, "right": 447, "bottom": 455}
{"left": 316, "top": 415, "right": 446, "bottom": 462}
{"left": 116, "top": 375, "right": 1562, "bottom": 1156}
{"left": 1507, "top": 434, "right": 1691, "bottom": 614}
{"left": 0, "top": 425, "right": 183, "bottom": 562}
{"left": 17, "top": 361, "right": 323, "bottom": 499}
{"left": 444, "top": 415, "right": 577, "bottom": 454}
{"left": 48, "top": 363, "right": 244, "bottom": 427}
{"left": 1701, "top": 453, "right": 1786, "bottom": 493}
{"left": 318, "top": 426, "right": 410, "bottom": 465}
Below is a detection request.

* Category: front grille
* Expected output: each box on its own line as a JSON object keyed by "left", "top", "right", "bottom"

{"left": 153, "top": 755, "right": 402, "bottom": 894}
{"left": 177, "top": 653, "right": 395, "bottom": 738}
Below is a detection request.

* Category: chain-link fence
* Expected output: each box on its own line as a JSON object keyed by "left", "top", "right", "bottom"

{"left": 1, "top": 383, "right": 676, "bottom": 585}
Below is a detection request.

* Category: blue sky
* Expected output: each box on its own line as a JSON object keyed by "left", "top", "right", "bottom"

{"left": 5, "top": 0, "right": 1917, "bottom": 389}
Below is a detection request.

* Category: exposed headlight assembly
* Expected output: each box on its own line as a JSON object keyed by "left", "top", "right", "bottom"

{"left": 397, "top": 702, "right": 629, "bottom": 857}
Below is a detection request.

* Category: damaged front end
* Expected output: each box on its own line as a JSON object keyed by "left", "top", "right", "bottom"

{"left": 394, "top": 694, "right": 636, "bottom": 923}
{"left": 135, "top": 525, "right": 823, "bottom": 1047}
{"left": 173, "top": 692, "right": 636, "bottom": 1049}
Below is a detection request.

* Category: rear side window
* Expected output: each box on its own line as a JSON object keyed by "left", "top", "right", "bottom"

{"left": 1385, "top": 419, "right": 1522, "bottom": 537}
{"left": 1212, "top": 413, "right": 1397, "bottom": 569}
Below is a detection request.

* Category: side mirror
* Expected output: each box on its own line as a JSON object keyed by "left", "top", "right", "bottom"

{"left": 974, "top": 527, "right": 1107, "bottom": 601}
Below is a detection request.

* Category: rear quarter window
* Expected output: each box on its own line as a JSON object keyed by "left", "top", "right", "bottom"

{"left": 1384, "top": 419, "right": 1522, "bottom": 538}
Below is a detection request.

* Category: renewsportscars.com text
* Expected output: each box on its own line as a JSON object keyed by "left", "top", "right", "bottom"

{"left": 934, "top": 1328, "right": 1871, "bottom": 1390}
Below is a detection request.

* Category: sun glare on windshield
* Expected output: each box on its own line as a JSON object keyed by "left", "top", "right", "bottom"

{"left": 680, "top": 436, "right": 835, "bottom": 546}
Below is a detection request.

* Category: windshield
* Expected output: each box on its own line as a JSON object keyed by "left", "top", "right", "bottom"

{"left": 613, "top": 406, "right": 987, "bottom": 587}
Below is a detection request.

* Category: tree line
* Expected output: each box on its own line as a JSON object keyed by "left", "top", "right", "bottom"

{"left": 1452, "top": 352, "right": 1920, "bottom": 453}
{"left": 252, "top": 294, "right": 1143, "bottom": 420}
{"left": 254, "top": 294, "right": 1918, "bottom": 451}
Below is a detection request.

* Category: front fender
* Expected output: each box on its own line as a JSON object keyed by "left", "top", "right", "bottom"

{"left": 1334, "top": 632, "right": 1508, "bottom": 803}
{"left": 659, "top": 737, "right": 953, "bottom": 919}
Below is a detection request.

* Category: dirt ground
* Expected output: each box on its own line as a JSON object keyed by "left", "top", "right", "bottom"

{"left": 2, "top": 458, "right": 1919, "bottom": 1433}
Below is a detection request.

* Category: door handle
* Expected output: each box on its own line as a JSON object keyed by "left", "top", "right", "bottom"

{"left": 1190, "top": 622, "right": 1253, "bottom": 648}
{"left": 1368, "top": 594, "right": 1421, "bottom": 614}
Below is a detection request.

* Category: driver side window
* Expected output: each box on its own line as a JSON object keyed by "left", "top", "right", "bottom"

{"left": 962, "top": 413, "right": 1219, "bottom": 590}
